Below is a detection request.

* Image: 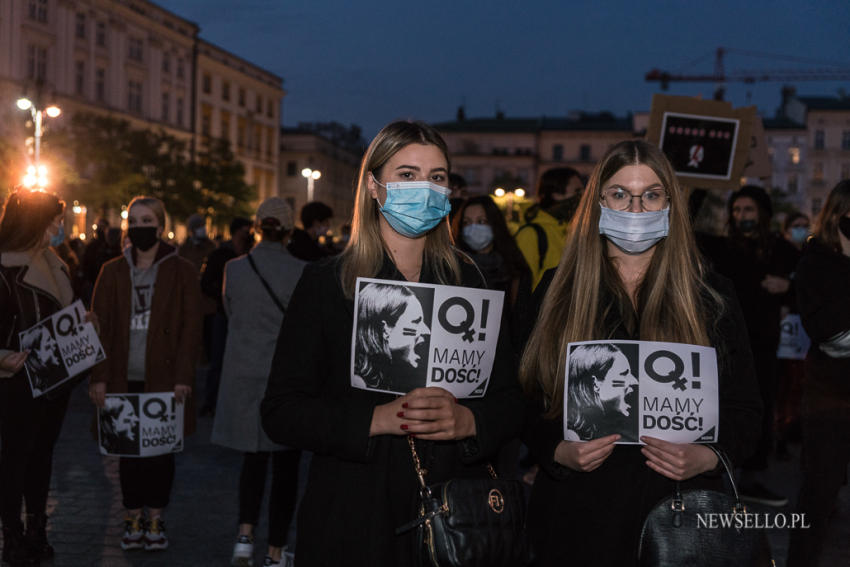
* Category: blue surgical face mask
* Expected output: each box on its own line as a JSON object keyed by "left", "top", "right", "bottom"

{"left": 463, "top": 223, "right": 494, "bottom": 252}
{"left": 49, "top": 223, "right": 65, "bottom": 247}
{"left": 598, "top": 206, "right": 669, "bottom": 255}
{"left": 372, "top": 176, "right": 451, "bottom": 238}
{"left": 790, "top": 226, "right": 809, "bottom": 244}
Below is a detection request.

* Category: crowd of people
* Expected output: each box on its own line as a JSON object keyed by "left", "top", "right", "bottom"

{"left": 0, "top": 119, "right": 848, "bottom": 567}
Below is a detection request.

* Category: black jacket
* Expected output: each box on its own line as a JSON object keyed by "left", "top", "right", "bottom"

{"left": 795, "top": 237, "right": 850, "bottom": 404}
{"left": 522, "top": 269, "right": 762, "bottom": 567}
{"left": 261, "top": 255, "right": 524, "bottom": 566}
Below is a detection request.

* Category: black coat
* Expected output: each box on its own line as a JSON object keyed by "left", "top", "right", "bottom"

{"left": 522, "top": 270, "right": 763, "bottom": 567}
{"left": 261, "top": 255, "right": 524, "bottom": 567}
{"left": 795, "top": 237, "right": 850, "bottom": 405}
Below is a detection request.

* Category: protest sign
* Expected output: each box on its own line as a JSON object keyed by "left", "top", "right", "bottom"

{"left": 777, "top": 314, "right": 810, "bottom": 360}
{"left": 564, "top": 340, "right": 718, "bottom": 444}
{"left": 350, "top": 278, "right": 504, "bottom": 398}
{"left": 18, "top": 299, "right": 106, "bottom": 397}
{"left": 98, "top": 392, "right": 184, "bottom": 457}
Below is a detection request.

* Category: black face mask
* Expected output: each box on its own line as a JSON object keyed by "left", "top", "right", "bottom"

{"left": 838, "top": 216, "right": 850, "bottom": 240}
{"left": 737, "top": 219, "right": 758, "bottom": 234}
{"left": 127, "top": 226, "right": 159, "bottom": 251}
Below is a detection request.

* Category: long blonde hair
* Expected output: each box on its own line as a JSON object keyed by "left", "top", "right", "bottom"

{"left": 340, "top": 121, "right": 461, "bottom": 297}
{"left": 519, "top": 140, "right": 722, "bottom": 417}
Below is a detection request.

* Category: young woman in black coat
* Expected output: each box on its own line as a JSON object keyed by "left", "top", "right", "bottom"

{"left": 519, "top": 140, "right": 762, "bottom": 567}
{"left": 786, "top": 180, "right": 850, "bottom": 567}
{"left": 261, "top": 121, "right": 524, "bottom": 566}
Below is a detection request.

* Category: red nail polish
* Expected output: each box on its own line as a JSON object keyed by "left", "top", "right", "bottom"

{"left": 402, "top": 403, "right": 408, "bottom": 408}
{"left": 401, "top": 424, "right": 409, "bottom": 430}
{"left": 397, "top": 411, "right": 404, "bottom": 418}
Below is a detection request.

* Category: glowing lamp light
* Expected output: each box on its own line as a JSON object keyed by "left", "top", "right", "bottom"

{"left": 79, "top": 233, "right": 86, "bottom": 241}
{"left": 45, "top": 106, "right": 61, "bottom": 118}
{"left": 167, "top": 231, "right": 175, "bottom": 240}
{"left": 494, "top": 188, "right": 506, "bottom": 197}
{"left": 72, "top": 205, "right": 82, "bottom": 214}
{"left": 121, "top": 210, "right": 129, "bottom": 220}
{"left": 514, "top": 188, "right": 526, "bottom": 198}
{"left": 16, "top": 98, "right": 32, "bottom": 110}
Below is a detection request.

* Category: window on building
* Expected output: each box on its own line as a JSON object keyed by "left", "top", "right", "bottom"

{"left": 221, "top": 111, "right": 231, "bottom": 141}
{"left": 96, "top": 22, "right": 106, "bottom": 47}
{"left": 237, "top": 118, "right": 246, "bottom": 149}
{"left": 579, "top": 144, "right": 591, "bottom": 161}
{"left": 788, "top": 147, "right": 800, "bottom": 165}
{"left": 267, "top": 126, "right": 275, "bottom": 159}
{"left": 176, "top": 58, "right": 184, "bottom": 79}
{"left": 813, "top": 162, "right": 824, "bottom": 181}
{"left": 202, "top": 73, "right": 211, "bottom": 94}
{"left": 814, "top": 130, "right": 825, "bottom": 150}
{"left": 128, "top": 80, "right": 143, "bottom": 113}
{"left": 201, "top": 104, "right": 212, "bottom": 137}
{"left": 222, "top": 81, "right": 230, "bottom": 101}
{"left": 161, "top": 92, "right": 169, "bottom": 122}
{"left": 842, "top": 131, "right": 850, "bottom": 150}
{"left": 254, "top": 125, "right": 262, "bottom": 155}
{"left": 787, "top": 173, "right": 798, "bottom": 194}
{"left": 842, "top": 163, "right": 850, "bottom": 180}
{"left": 128, "top": 37, "right": 143, "bottom": 62}
{"left": 552, "top": 144, "right": 563, "bottom": 161}
{"left": 287, "top": 161, "right": 297, "bottom": 176}
{"left": 28, "top": 0, "right": 47, "bottom": 23}
{"left": 74, "top": 61, "right": 85, "bottom": 96}
{"left": 162, "top": 53, "right": 170, "bottom": 74}
{"left": 26, "top": 45, "right": 47, "bottom": 81}
{"left": 256, "top": 95, "right": 262, "bottom": 114}
{"left": 75, "top": 12, "right": 86, "bottom": 39}
{"left": 267, "top": 100, "right": 274, "bottom": 118}
{"left": 95, "top": 67, "right": 106, "bottom": 102}
{"left": 176, "top": 97, "right": 184, "bottom": 125}
{"left": 238, "top": 88, "right": 245, "bottom": 107}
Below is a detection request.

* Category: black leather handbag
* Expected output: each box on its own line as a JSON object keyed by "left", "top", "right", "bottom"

{"left": 638, "top": 446, "right": 774, "bottom": 567}
{"left": 396, "top": 436, "right": 529, "bottom": 567}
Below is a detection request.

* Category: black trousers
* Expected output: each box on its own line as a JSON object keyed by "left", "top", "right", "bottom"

{"left": 118, "top": 381, "right": 176, "bottom": 510}
{"left": 0, "top": 374, "right": 70, "bottom": 529}
{"left": 239, "top": 450, "right": 300, "bottom": 548}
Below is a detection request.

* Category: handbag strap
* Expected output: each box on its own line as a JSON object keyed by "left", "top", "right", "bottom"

{"left": 706, "top": 445, "right": 744, "bottom": 507}
{"left": 405, "top": 435, "right": 498, "bottom": 493}
{"left": 247, "top": 253, "right": 286, "bottom": 314}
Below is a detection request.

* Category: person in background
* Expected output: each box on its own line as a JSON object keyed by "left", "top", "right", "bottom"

{"left": 287, "top": 201, "right": 334, "bottom": 262}
{"left": 786, "top": 180, "right": 850, "bottom": 567}
{"left": 710, "top": 185, "right": 798, "bottom": 506}
{"left": 0, "top": 190, "right": 78, "bottom": 566}
{"left": 515, "top": 167, "right": 584, "bottom": 289}
{"left": 447, "top": 172, "right": 468, "bottom": 224}
{"left": 212, "top": 198, "right": 305, "bottom": 567}
{"left": 199, "top": 217, "right": 254, "bottom": 417}
{"left": 178, "top": 213, "right": 217, "bottom": 275}
{"left": 80, "top": 218, "right": 117, "bottom": 305}
{"left": 89, "top": 196, "right": 201, "bottom": 553}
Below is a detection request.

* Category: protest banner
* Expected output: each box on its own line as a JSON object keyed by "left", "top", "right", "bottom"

{"left": 18, "top": 299, "right": 106, "bottom": 397}
{"left": 777, "top": 313, "right": 810, "bottom": 360}
{"left": 98, "top": 392, "right": 184, "bottom": 457}
{"left": 350, "top": 278, "right": 504, "bottom": 398}
{"left": 564, "top": 340, "right": 719, "bottom": 444}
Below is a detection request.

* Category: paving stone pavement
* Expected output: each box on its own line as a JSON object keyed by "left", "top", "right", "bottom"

{"left": 3, "top": 373, "right": 849, "bottom": 566}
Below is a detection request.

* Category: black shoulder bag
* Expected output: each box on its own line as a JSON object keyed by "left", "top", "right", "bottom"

{"left": 638, "top": 446, "right": 774, "bottom": 567}
{"left": 396, "top": 436, "right": 530, "bottom": 567}
{"left": 247, "top": 254, "right": 285, "bottom": 314}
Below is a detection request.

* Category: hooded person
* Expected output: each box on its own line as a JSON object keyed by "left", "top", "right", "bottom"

{"left": 177, "top": 213, "right": 217, "bottom": 274}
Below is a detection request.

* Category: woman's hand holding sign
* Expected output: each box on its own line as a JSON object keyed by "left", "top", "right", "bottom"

{"left": 0, "top": 350, "right": 29, "bottom": 375}
{"left": 370, "top": 387, "right": 476, "bottom": 440}
{"left": 554, "top": 434, "right": 620, "bottom": 472}
{"left": 640, "top": 436, "right": 719, "bottom": 481}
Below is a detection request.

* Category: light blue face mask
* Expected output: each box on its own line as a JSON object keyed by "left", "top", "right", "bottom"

{"left": 373, "top": 176, "right": 451, "bottom": 238}
{"left": 790, "top": 226, "right": 809, "bottom": 244}
{"left": 598, "top": 206, "right": 669, "bottom": 254}
{"left": 49, "top": 223, "right": 65, "bottom": 247}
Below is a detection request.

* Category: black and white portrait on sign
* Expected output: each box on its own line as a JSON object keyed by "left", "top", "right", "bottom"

{"left": 20, "top": 319, "right": 65, "bottom": 395}
{"left": 98, "top": 395, "right": 141, "bottom": 456}
{"left": 353, "top": 281, "right": 434, "bottom": 394}
{"left": 565, "top": 343, "right": 640, "bottom": 443}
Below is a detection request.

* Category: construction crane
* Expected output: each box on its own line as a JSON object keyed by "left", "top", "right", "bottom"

{"left": 646, "top": 47, "right": 850, "bottom": 100}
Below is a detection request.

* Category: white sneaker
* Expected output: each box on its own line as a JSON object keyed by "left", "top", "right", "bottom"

{"left": 143, "top": 517, "right": 168, "bottom": 551}
{"left": 232, "top": 535, "right": 254, "bottom": 567}
{"left": 121, "top": 515, "right": 146, "bottom": 551}
{"left": 262, "top": 555, "right": 281, "bottom": 567}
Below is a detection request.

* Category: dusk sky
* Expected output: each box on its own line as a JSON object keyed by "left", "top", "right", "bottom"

{"left": 161, "top": 0, "right": 850, "bottom": 137}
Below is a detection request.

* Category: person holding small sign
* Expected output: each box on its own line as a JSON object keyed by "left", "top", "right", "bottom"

{"left": 786, "top": 180, "right": 850, "bottom": 567}
{"left": 0, "top": 190, "right": 77, "bottom": 566}
{"left": 261, "top": 121, "right": 524, "bottom": 566}
{"left": 519, "top": 140, "right": 762, "bottom": 566}
{"left": 89, "top": 196, "right": 202, "bottom": 553}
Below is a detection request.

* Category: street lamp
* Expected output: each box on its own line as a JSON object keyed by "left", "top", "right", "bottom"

{"left": 17, "top": 97, "right": 61, "bottom": 190}
{"left": 301, "top": 167, "right": 321, "bottom": 202}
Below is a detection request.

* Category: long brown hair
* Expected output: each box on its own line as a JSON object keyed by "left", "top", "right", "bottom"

{"left": 340, "top": 121, "right": 460, "bottom": 297}
{"left": 813, "top": 179, "right": 850, "bottom": 253}
{"left": 0, "top": 190, "right": 65, "bottom": 252}
{"left": 519, "top": 140, "right": 721, "bottom": 417}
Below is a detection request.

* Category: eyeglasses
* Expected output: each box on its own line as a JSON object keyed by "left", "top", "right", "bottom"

{"left": 600, "top": 187, "right": 668, "bottom": 211}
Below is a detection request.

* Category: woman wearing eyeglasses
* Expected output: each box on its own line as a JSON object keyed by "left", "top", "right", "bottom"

{"left": 520, "top": 140, "right": 762, "bottom": 566}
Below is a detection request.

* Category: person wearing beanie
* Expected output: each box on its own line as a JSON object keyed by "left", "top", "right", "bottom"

{"left": 212, "top": 197, "right": 305, "bottom": 567}
{"left": 178, "top": 214, "right": 217, "bottom": 274}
